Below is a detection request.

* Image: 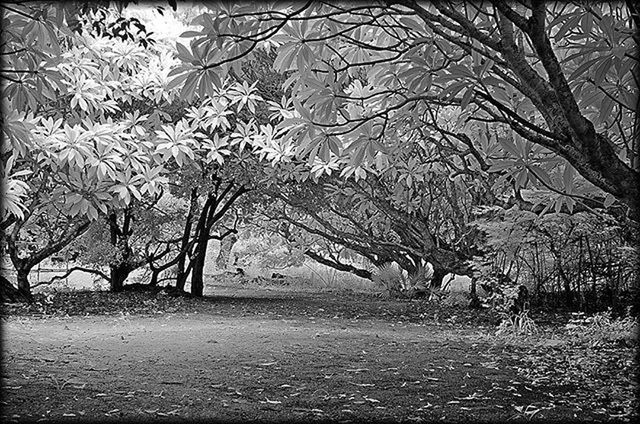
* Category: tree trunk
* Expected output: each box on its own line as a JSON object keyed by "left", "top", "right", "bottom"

{"left": 190, "top": 244, "right": 207, "bottom": 297}
{"left": 176, "top": 188, "right": 198, "bottom": 292}
{"left": 304, "top": 250, "right": 373, "bottom": 280}
{"left": 149, "top": 269, "right": 159, "bottom": 287}
{"left": 468, "top": 278, "right": 482, "bottom": 309}
{"left": 1, "top": 274, "right": 31, "bottom": 303}
{"left": 109, "top": 263, "right": 130, "bottom": 292}
{"left": 16, "top": 267, "right": 31, "bottom": 296}
{"left": 189, "top": 220, "right": 211, "bottom": 297}
{"left": 216, "top": 233, "right": 238, "bottom": 269}
{"left": 175, "top": 250, "right": 189, "bottom": 291}
{"left": 430, "top": 267, "right": 447, "bottom": 289}
{"left": 5, "top": 217, "right": 91, "bottom": 298}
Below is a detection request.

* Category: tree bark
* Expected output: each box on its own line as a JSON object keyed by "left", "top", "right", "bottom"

{"left": 190, "top": 234, "right": 208, "bottom": 297}
{"left": 107, "top": 208, "right": 143, "bottom": 292}
{"left": 0, "top": 275, "right": 31, "bottom": 303}
{"left": 176, "top": 188, "right": 198, "bottom": 291}
{"left": 5, "top": 217, "right": 91, "bottom": 297}
{"left": 189, "top": 182, "right": 249, "bottom": 296}
{"left": 15, "top": 268, "right": 32, "bottom": 297}
{"left": 109, "top": 263, "right": 129, "bottom": 292}
{"left": 430, "top": 267, "right": 447, "bottom": 289}
{"left": 216, "top": 233, "right": 238, "bottom": 269}
{"left": 304, "top": 250, "right": 373, "bottom": 280}
{"left": 186, "top": 193, "right": 216, "bottom": 296}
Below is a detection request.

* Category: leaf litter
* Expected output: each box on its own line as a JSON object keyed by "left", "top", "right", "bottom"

{"left": 2, "top": 288, "right": 637, "bottom": 422}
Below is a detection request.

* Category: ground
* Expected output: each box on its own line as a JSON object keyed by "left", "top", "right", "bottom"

{"left": 1, "top": 281, "right": 637, "bottom": 423}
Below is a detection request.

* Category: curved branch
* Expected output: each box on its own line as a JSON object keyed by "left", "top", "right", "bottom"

{"left": 32, "top": 266, "right": 109, "bottom": 289}
{"left": 526, "top": 3, "right": 594, "bottom": 138}
{"left": 304, "top": 249, "right": 372, "bottom": 279}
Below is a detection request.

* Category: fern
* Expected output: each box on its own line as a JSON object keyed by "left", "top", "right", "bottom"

{"left": 373, "top": 263, "right": 436, "bottom": 299}
{"left": 373, "top": 263, "right": 406, "bottom": 298}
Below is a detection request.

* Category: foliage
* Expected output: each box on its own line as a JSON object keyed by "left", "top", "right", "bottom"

{"left": 171, "top": 2, "right": 640, "bottom": 222}
{"left": 0, "top": 3, "right": 278, "bottom": 295}
{"left": 1, "top": 5, "right": 182, "bottom": 221}
{"left": 495, "top": 311, "right": 539, "bottom": 339}
{"left": 158, "top": 1, "right": 640, "bottom": 299}
{"left": 3, "top": 1, "right": 638, "bottom": 305}
{"left": 563, "top": 309, "right": 638, "bottom": 346}
{"left": 234, "top": 231, "right": 305, "bottom": 270}
{"left": 372, "top": 263, "right": 406, "bottom": 298}
{"left": 440, "top": 291, "right": 472, "bottom": 308}
{"left": 69, "top": 195, "right": 187, "bottom": 273}
{"left": 0, "top": 10, "right": 187, "bottom": 292}
{"left": 469, "top": 205, "right": 637, "bottom": 311}
{"left": 372, "top": 262, "right": 434, "bottom": 299}
{"left": 251, "top": 157, "right": 482, "bottom": 285}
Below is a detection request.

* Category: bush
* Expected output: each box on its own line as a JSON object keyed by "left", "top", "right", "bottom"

{"left": 564, "top": 308, "right": 638, "bottom": 346}
{"left": 495, "top": 310, "right": 539, "bottom": 339}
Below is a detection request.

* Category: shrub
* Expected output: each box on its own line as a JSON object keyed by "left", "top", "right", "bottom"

{"left": 495, "top": 310, "right": 539, "bottom": 338}
{"left": 564, "top": 308, "right": 638, "bottom": 346}
{"left": 441, "top": 291, "right": 470, "bottom": 308}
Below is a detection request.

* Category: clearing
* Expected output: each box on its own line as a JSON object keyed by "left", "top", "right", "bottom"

{"left": 1, "top": 283, "right": 637, "bottom": 423}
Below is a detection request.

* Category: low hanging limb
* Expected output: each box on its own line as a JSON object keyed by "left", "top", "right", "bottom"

{"left": 30, "top": 266, "right": 109, "bottom": 289}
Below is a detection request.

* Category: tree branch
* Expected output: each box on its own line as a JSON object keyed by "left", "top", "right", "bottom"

{"left": 32, "top": 266, "right": 109, "bottom": 289}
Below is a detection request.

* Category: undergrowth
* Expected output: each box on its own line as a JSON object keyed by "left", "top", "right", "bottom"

{"left": 563, "top": 308, "right": 638, "bottom": 346}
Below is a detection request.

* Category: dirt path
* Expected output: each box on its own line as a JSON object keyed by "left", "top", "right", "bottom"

{"left": 1, "top": 289, "right": 632, "bottom": 422}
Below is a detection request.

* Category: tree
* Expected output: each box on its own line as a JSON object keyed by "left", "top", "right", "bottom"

{"left": 469, "top": 206, "right": 638, "bottom": 312}
{"left": 250, "top": 152, "right": 483, "bottom": 286}
{"left": 0, "top": 4, "right": 181, "bottom": 295}
{"left": 1, "top": 2, "right": 279, "bottom": 297}
{"left": 170, "top": 2, "right": 639, "bottom": 225}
